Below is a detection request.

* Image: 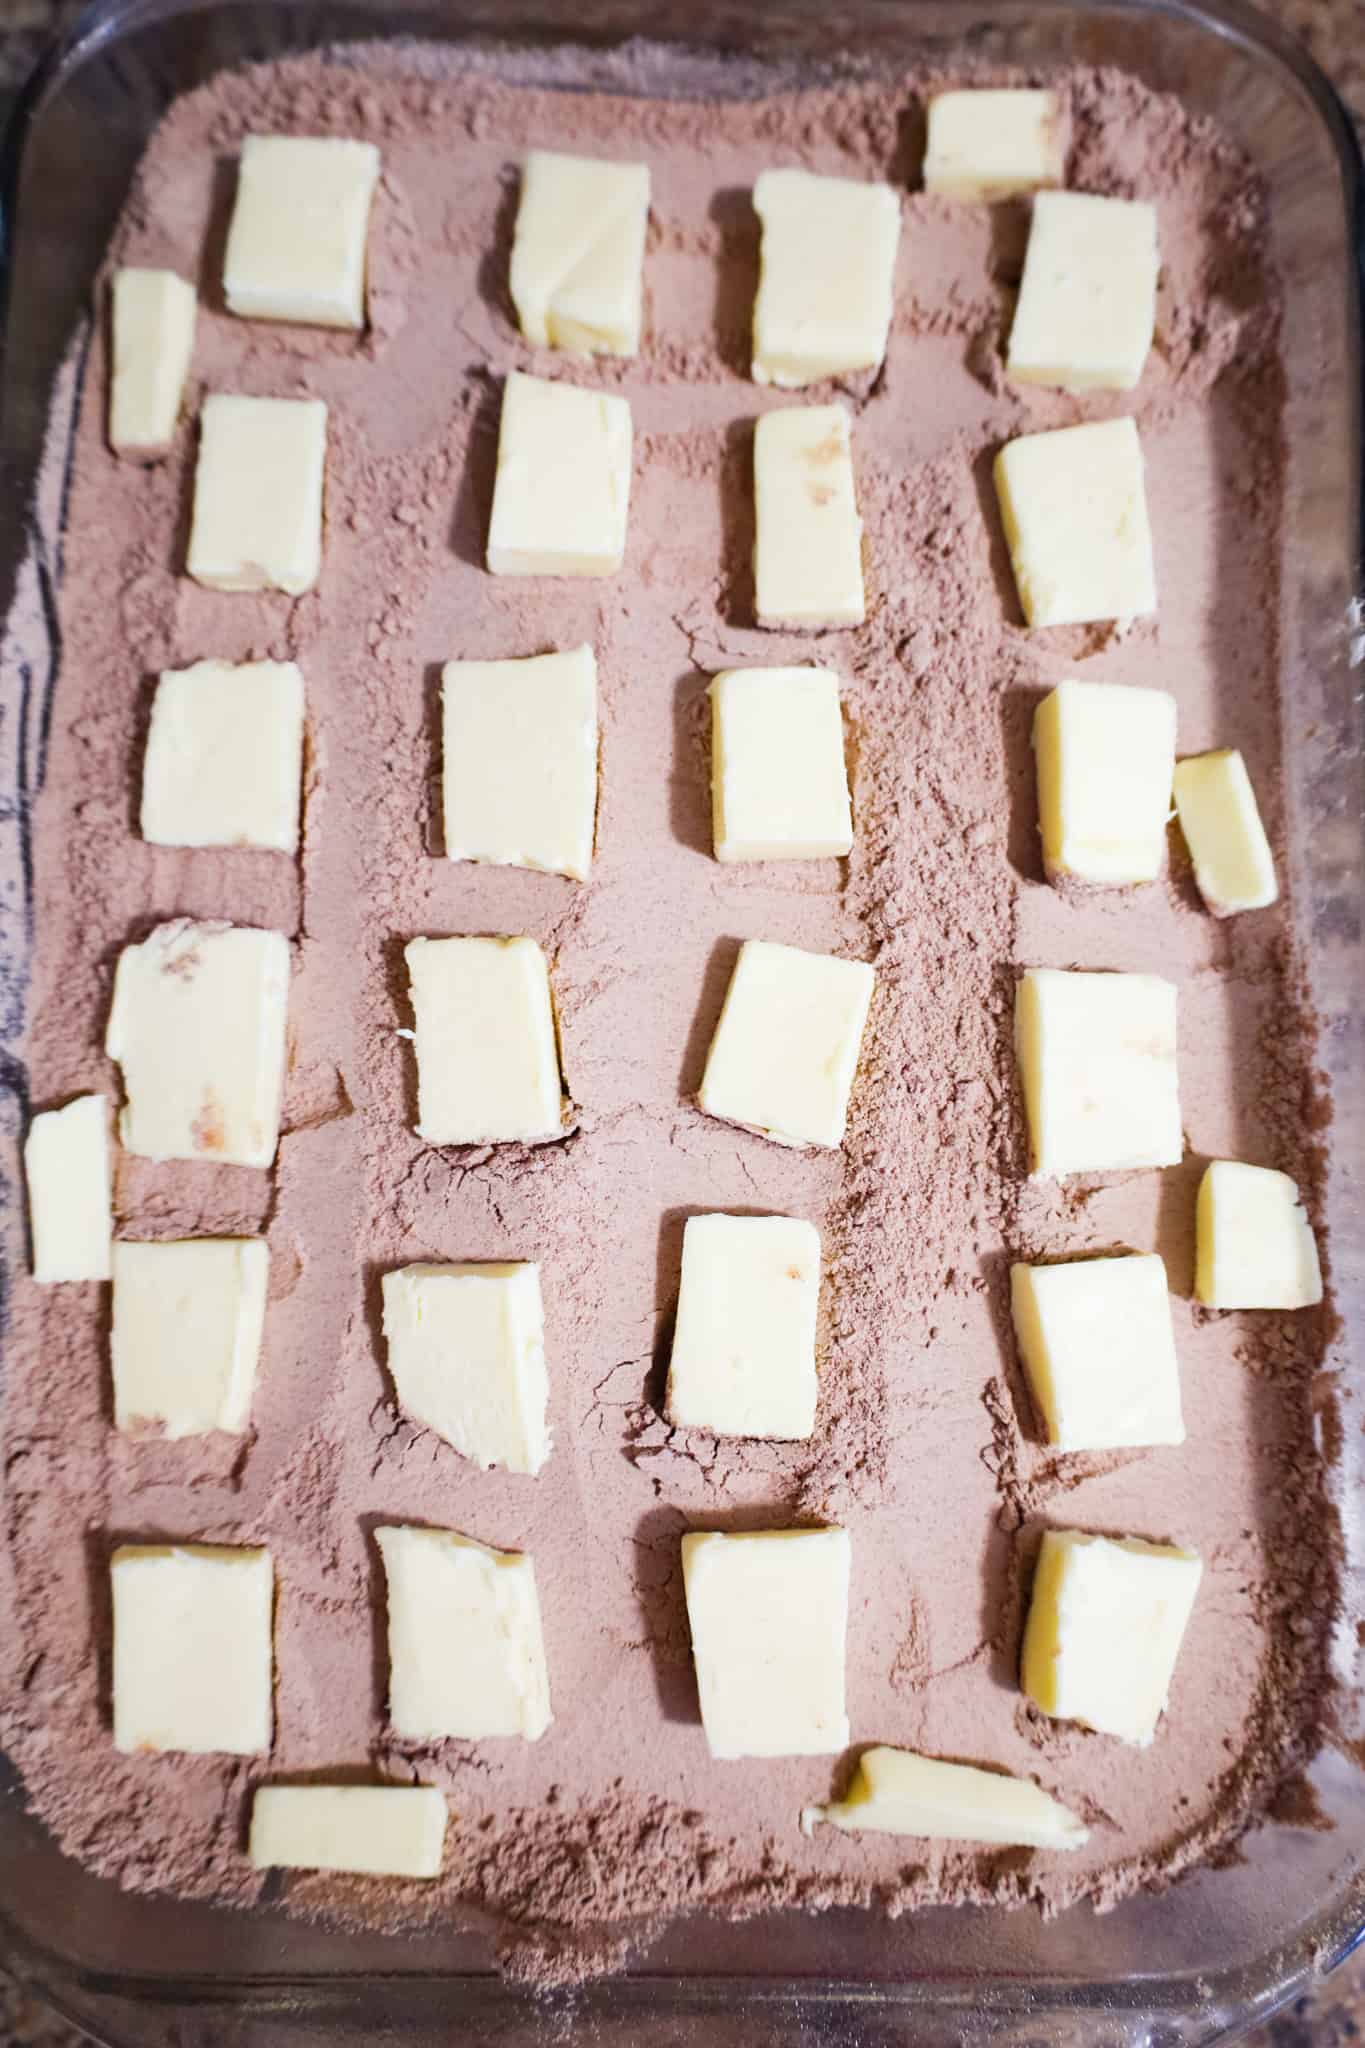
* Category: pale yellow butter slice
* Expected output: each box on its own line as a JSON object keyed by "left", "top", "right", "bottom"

{"left": 1033, "top": 678, "right": 1176, "bottom": 886}
{"left": 250, "top": 1784, "right": 448, "bottom": 1879}
{"left": 994, "top": 416, "right": 1156, "bottom": 629}
{"left": 404, "top": 935, "right": 565, "bottom": 1147}
{"left": 1195, "top": 1160, "right": 1322, "bottom": 1309}
{"left": 752, "top": 168, "right": 900, "bottom": 387}
{"left": 1172, "top": 748, "right": 1277, "bottom": 916}
{"left": 382, "top": 1262, "right": 551, "bottom": 1475}
{"left": 510, "top": 149, "right": 649, "bottom": 357}
{"left": 699, "top": 939, "right": 875, "bottom": 1150}
{"left": 1015, "top": 966, "right": 1180, "bottom": 1177}
{"left": 25, "top": 1094, "right": 112, "bottom": 1283}
{"left": 802, "top": 1746, "right": 1089, "bottom": 1849}
{"left": 187, "top": 394, "right": 327, "bottom": 595}
{"left": 111, "top": 1238, "right": 268, "bottom": 1438}
{"left": 923, "top": 89, "right": 1067, "bottom": 202}
{"left": 376, "top": 1525, "right": 552, "bottom": 1742}
{"left": 486, "top": 371, "right": 632, "bottom": 578}
{"left": 112, "top": 1543, "right": 273, "bottom": 1755}
{"left": 1010, "top": 1252, "right": 1184, "bottom": 1451}
{"left": 442, "top": 645, "right": 597, "bottom": 881}
{"left": 753, "top": 403, "right": 865, "bottom": 629}
{"left": 141, "top": 659, "right": 305, "bottom": 854}
{"left": 665, "top": 1213, "right": 820, "bottom": 1440}
{"left": 1008, "top": 191, "right": 1159, "bottom": 392}
{"left": 109, "top": 268, "right": 196, "bottom": 454}
{"left": 710, "top": 665, "right": 853, "bottom": 863}
{"left": 224, "top": 135, "right": 380, "bottom": 329}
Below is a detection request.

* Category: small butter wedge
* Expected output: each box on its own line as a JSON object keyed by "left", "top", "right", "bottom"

{"left": 109, "top": 268, "right": 197, "bottom": 454}
{"left": 510, "top": 149, "right": 650, "bottom": 357}
{"left": 25, "top": 1094, "right": 112, "bottom": 1283}
{"left": 1195, "top": 1160, "right": 1322, "bottom": 1309}
{"left": 1033, "top": 679, "right": 1176, "bottom": 886}
{"left": 753, "top": 404, "right": 866, "bottom": 629}
{"left": 923, "top": 90, "right": 1067, "bottom": 202}
{"left": 1172, "top": 749, "right": 1277, "bottom": 916}
{"left": 250, "top": 1785, "right": 447, "bottom": 1879}
{"left": 801, "top": 1746, "right": 1089, "bottom": 1850}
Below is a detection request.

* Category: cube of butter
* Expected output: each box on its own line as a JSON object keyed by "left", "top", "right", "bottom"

{"left": 1015, "top": 967, "right": 1181, "bottom": 1177}
{"left": 224, "top": 135, "right": 381, "bottom": 329}
{"left": 1010, "top": 1252, "right": 1184, "bottom": 1452}
{"left": 1195, "top": 1160, "right": 1322, "bottom": 1309}
{"left": 405, "top": 935, "right": 564, "bottom": 1147}
{"left": 1008, "top": 192, "right": 1159, "bottom": 393}
{"left": 923, "top": 89, "right": 1067, "bottom": 202}
{"left": 751, "top": 168, "right": 900, "bottom": 388}
{"left": 106, "top": 921, "right": 290, "bottom": 1169}
{"left": 487, "top": 371, "right": 632, "bottom": 578}
{"left": 142, "top": 659, "right": 305, "bottom": 854}
{"left": 1021, "top": 1528, "right": 1202, "bottom": 1746}
{"left": 665, "top": 1213, "right": 820, "bottom": 1440}
{"left": 994, "top": 417, "right": 1156, "bottom": 628}
{"left": 1033, "top": 679, "right": 1177, "bottom": 886}
{"left": 112, "top": 1542, "right": 273, "bottom": 1755}
{"left": 802, "top": 1745, "right": 1089, "bottom": 1849}
{"left": 510, "top": 149, "right": 650, "bottom": 357}
{"left": 382, "top": 1262, "right": 550, "bottom": 1475}
{"left": 109, "top": 268, "right": 197, "bottom": 455}
{"left": 249, "top": 1784, "right": 448, "bottom": 1879}
{"left": 187, "top": 395, "right": 327, "bottom": 596}
{"left": 710, "top": 665, "right": 853, "bottom": 863}
{"left": 682, "top": 1526, "right": 849, "bottom": 1759}
{"left": 753, "top": 403, "right": 865, "bottom": 629}
{"left": 699, "top": 939, "right": 875, "bottom": 1150}
{"left": 376, "top": 1524, "right": 552, "bottom": 1742}
{"left": 442, "top": 645, "right": 597, "bottom": 881}
{"left": 1172, "top": 749, "right": 1278, "bottom": 916}
{"left": 111, "top": 1238, "right": 269, "bottom": 1438}
{"left": 25, "top": 1094, "right": 112, "bottom": 1283}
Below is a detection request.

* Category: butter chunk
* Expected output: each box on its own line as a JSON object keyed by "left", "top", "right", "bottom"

{"left": 105, "top": 920, "right": 290, "bottom": 1169}
{"left": 752, "top": 168, "right": 900, "bottom": 387}
{"left": 754, "top": 403, "right": 865, "bottom": 629}
{"left": 382, "top": 1262, "right": 550, "bottom": 1474}
{"left": 1008, "top": 192, "right": 1159, "bottom": 392}
{"left": 405, "top": 935, "right": 564, "bottom": 1147}
{"left": 25, "top": 1095, "right": 112, "bottom": 1283}
{"left": 710, "top": 666, "right": 853, "bottom": 863}
{"left": 112, "top": 1543, "right": 273, "bottom": 1755}
{"left": 511, "top": 149, "right": 649, "bottom": 357}
{"left": 111, "top": 1238, "right": 268, "bottom": 1437}
{"left": 1033, "top": 679, "right": 1176, "bottom": 886}
{"left": 1021, "top": 1529, "right": 1202, "bottom": 1747}
{"left": 187, "top": 394, "right": 327, "bottom": 596}
{"left": 442, "top": 645, "right": 597, "bottom": 881}
{"left": 1172, "top": 749, "right": 1277, "bottom": 916}
{"left": 1016, "top": 967, "right": 1180, "bottom": 1178}
{"left": 1010, "top": 1253, "right": 1184, "bottom": 1451}
{"left": 376, "top": 1525, "right": 551, "bottom": 1742}
{"left": 250, "top": 1784, "right": 447, "bottom": 1879}
{"left": 142, "top": 659, "right": 304, "bottom": 854}
{"left": 487, "top": 371, "right": 631, "bottom": 578}
{"left": 994, "top": 417, "right": 1156, "bottom": 628}
{"left": 1195, "top": 1160, "right": 1322, "bottom": 1309}
{"left": 802, "top": 1746, "right": 1089, "bottom": 1850}
{"left": 699, "top": 939, "right": 874, "bottom": 1150}
{"left": 665, "top": 1214, "right": 820, "bottom": 1440}
{"left": 923, "top": 89, "right": 1067, "bottom": 202}
{"left": 109, "top": 268, "right": 196, "bottom": 454}
{"left": 682, "top": 1527, "right": 849, "bottom": 1759}
{"left": 224, "top": 135, "right": 380, "bottom": 329}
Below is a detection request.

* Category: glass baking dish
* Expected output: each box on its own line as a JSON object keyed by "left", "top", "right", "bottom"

{"left": 0, "top": 0, "right": 1361, "bottom": 2039}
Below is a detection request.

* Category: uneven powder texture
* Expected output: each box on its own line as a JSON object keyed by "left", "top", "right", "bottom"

{"left": 0, "top": 39, "right": 1341, "bottom": 1985}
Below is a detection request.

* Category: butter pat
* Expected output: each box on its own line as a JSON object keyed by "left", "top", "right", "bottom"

{"left": 994, "top": 417, "right": 1156, "bottom": 628}
{"left": 405, "top": 935, "right": 564, "bottom": 1147}
{"left": 111, "top": 1239, "right": 268, "bottom": 1437}
{"left": 109, "top": 268, "right": 196, "bottom": 454}
{"left": 376, "top": 1525, "right": 551, "bottom": 1742}
{"left": 142, "top": 659, "right": 305, "bottom": 854}
{"left": 1195, "top": 1161, "right": 1322, "bottom": 1309}
{"left": 224, "top": 135, "right": 380, "bottom": 329}
{"left": 753, "top": 403, "right": 865, "bottom": 629}
{"left": 665, "top": 1214, "right": 820, "bottom": 1440}
{"left": 1015, "top": 967, "right": 1180, "bottom": 1177}
{"left": 700, "top": 939, "right": 874, "bottom": 1150}
{"left": 682, "top": 1527, "right": 849, "bottom": 1759}
{"left": 1172, "top": 749, "right": 1277, "bottom": 916}
{"left": 1008, "top": 192, "right": 1159, "bottom": 392}
{"left": 112, "top": 1543, "right": 273, "bottom": 1755}
{"left": 710, "top": 666, "right": 853, "bottom": 863}
{"left": 25, "top": 1095, "right": 111, "bottom": 1283}
{"left": 1033, "top": 679, "right": 1176, "bottom": 886}
{"left": 442, "top": 645, "right": 597, "bottom": 881}
{"left": 487, "top": 371, "right": 631, "bottom": 578}
{"left": 106, "top": 922, "right": 290, "bottom": 1169}
{"left": 1021, "top": 1529, "right": 1202, "bottom": 1746}
{"left": 752, "top": 168, "right": 900, "bottom": 387}
{"left": 510, "top": 149, "right": 649, "bottom": 357}
{"left": 187, "top": 394, "right": 327, "bottom": 595}
{"left": 250, "top": 1784, "right": 447, "bottom": 1879}
{"left": 382, "top": 1262, "right": 550, "bottom": 1475}
{"left": 802, "top": 1746, "right": 1089, "bottom": 1850}
{"left": 923, "top": 89, "right": 1067, "bottom": 202}
{"left": 1010, "top": 1253, "right": 1184, "bottom": 1451}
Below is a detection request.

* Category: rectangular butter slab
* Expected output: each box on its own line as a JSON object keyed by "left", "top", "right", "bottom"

{"left": 405, "top": 935, "right": 564, "bottom": 1147}
{"left": 1172, "top": 749, "right": 1278, "bottom": 915}
{"left": 752, "top": 168, "right": 900, "bottom": 387}
{"left": 382, "top": 1262, "right": 551, "bottom": 1474}
{"left": 510, "top": 149, "right": 649, "bottom": 357}
{"left": 187, "top": 394, "right": 327, "bottom": 595}
{"left": 1010, "top": 1252, "right": 1184, "bottom": 1451}
{"left": 699, "top": 939, "right": 874, "bottom": 1150}
{"left": 665, "top": 1213, "right": 820, "bottom": 1440}
{"left": 111, "top": 1238, "right": 268, "bottom": 1438}
{"left": 250, "top": 1784, "right": 448, "bottom": 1879}
{"left": 803, "top": 1746, "right": 1088, "bottom": 1849}
{"left": 486, "top": 371, "right": 631, "bottom": 578}
{"left": 923, "top": 89, "right": 1067, "bottom": 202}
{"left": 224, "top": 135, "right": 381, "bottom": 329}
{"left": 1033, "top": 679, "right": 1176, "bottom": 886}
{"left": 1195, "top": 1160, "right": 1322, "bottom": 1309}
{"left": 1008, "top": 191, "right": 1159, "bottom": 392}
{"left": 376, "top": 1525, "right": 552, "bottom": 1742}
{"left": 1015, "top": 966, "right": 1181, "bottom": 1177}
{"left": 442, "top": 645, "right": 597, "bottom": 880}
{"left": 25, "top": 1094, "right": 112, "bottom": 1283}
{"left": 753, "top": 403, "right": 866, "bottom": 629}
{"left": 710, "top": 665, "right": 853, "bottom": 863}
{"left": 112, "top": 1543, "right": 273, "bottom": 1755}
{"left": 994, "top": 416, "right": 1156, "bottom": 628}
{"left": 142, "top": 659, "right": 305, "bottom": 854}
{"left": 109, "top": 268, "right": 196, "bottom": 454}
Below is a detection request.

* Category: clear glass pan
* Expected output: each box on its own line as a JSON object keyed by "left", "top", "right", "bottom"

{"left": 0, "top": 0, "right": 1361, "bottom": 2040}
